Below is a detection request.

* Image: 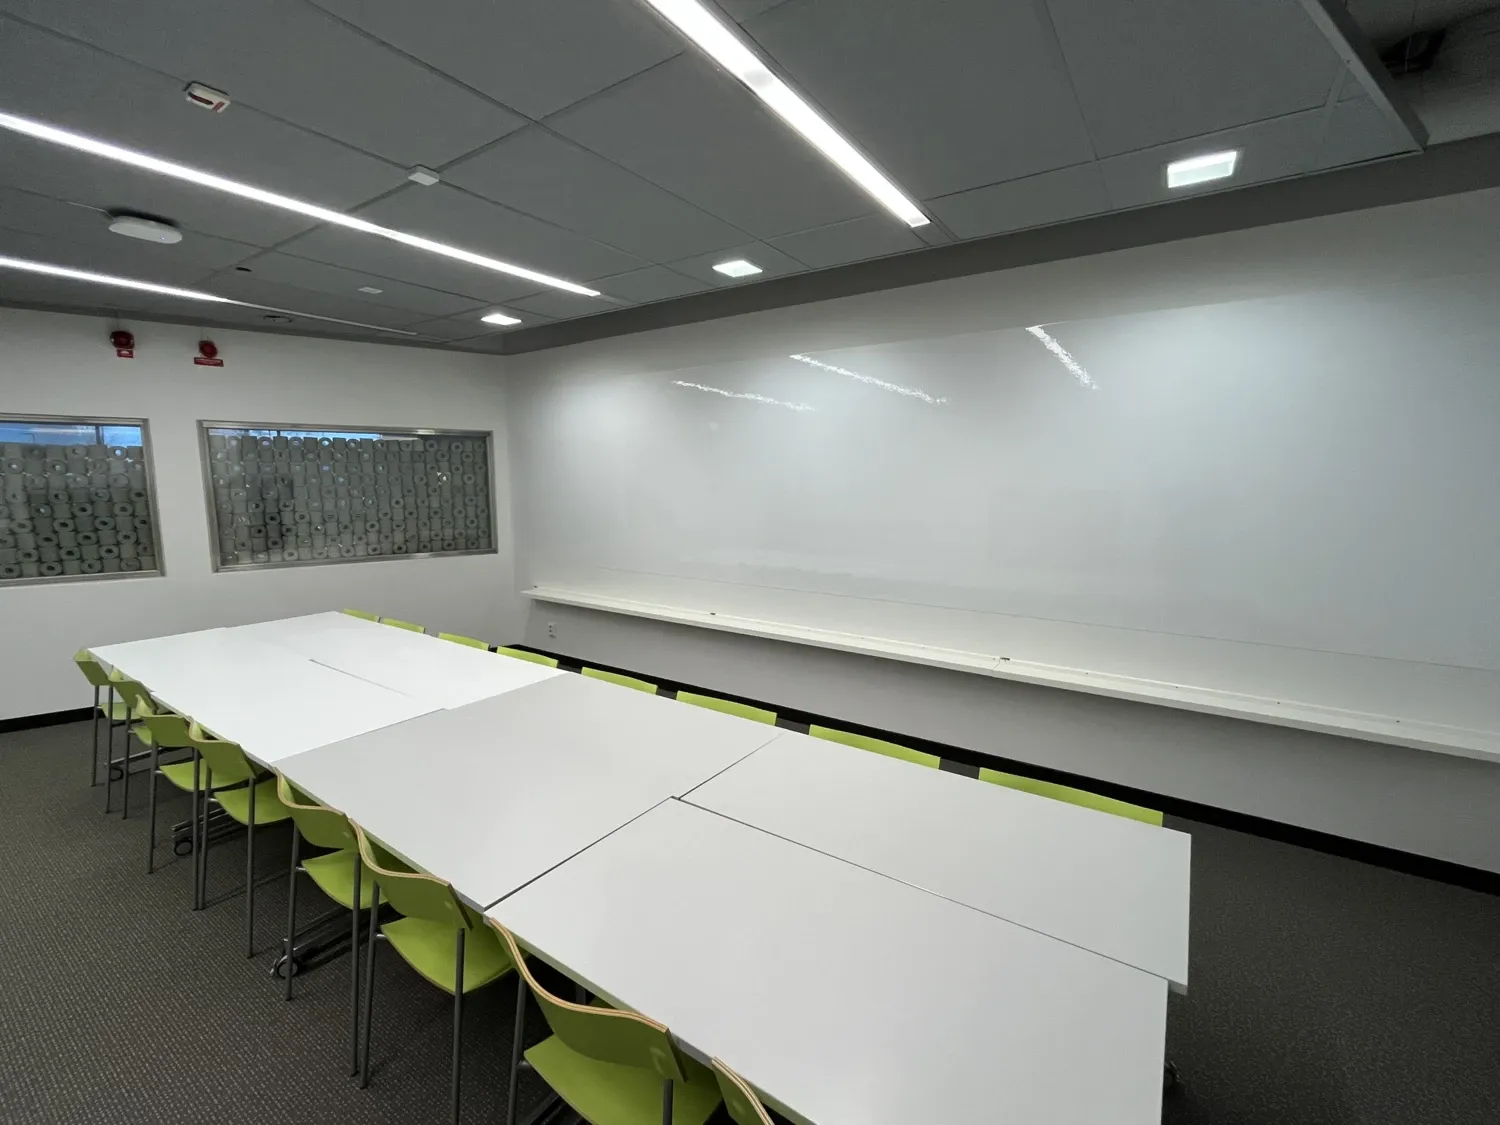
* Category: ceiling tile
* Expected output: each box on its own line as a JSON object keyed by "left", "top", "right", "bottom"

{"left": 1314, "top": 96, "right": 1417, "bottom": 169}
{"left": 743, "top": 0, "right": 1096, "bottom": 199}
{"left": 666, "top": 241, "right": 805, "bottom": 286}
{"left": 1098, "top": 110, "right": 1326, "bottom": 210}
{"left": 0, "top": 225, "right": 240, "bottom": 288}
{"left": 769, "top": 215, "right": 925, "bottom": 270}
{"left": 404, "top": 309, "right": 548, "bottom": 342}
{"left": 0, "top": 19, "right": 401, "bottom": 208}
{"left": 717, "top": 0, "right": 791, "bottom": 20}
{"left": 202, "top": 272, "right": 432, "bottom": 330}
{"left": 926, "top": 163, "right": 1110, "bottom": 240}
{"left": 310, "top": 0, "right": 684, "bottom": 119}
{"left": 547, "top": 51, "right": 874, "bottom": 238}
{"left": 592, "top": 265, "right": 709, "bottom": 303}
{"left": 507, "top": 289, "right": 620, "bottom": 321}
{"left": 1, "top": 0, "right": 522, "bottom": 167}
{"left": 212, "top": 252, "right": 486, "bottom": 318}
{"left": 1045, "top": 0, "right": 1347, "bottom": 157}
{"left": 445, "top": 127, "right": 748, "bottom": 262}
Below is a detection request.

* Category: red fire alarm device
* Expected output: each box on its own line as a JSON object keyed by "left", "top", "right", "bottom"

{"left": 111, "top": 329, "right": 135, "bottom": 359}
{"left": 194, "top": 339, "right": 224, "bottom": 367}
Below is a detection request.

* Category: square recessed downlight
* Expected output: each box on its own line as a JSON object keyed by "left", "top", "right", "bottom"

{"left": 481, "top": 311, "right": 522, "bottom": 326}
{"left": 1166, "top": 150, "right": 1239, "bottom": 189}
{"left": 713, "top": 259, "right": 762, "bottom": 278}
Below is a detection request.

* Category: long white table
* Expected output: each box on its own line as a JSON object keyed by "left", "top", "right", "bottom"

{"left": 276, "top": 673, "right": 784, "bottom": 908}
{"left": 492, "top": 799, "right": 1168, "bottom": 1125}
{"left": 687, "top": 730, "right": 1192, "bottom": 987}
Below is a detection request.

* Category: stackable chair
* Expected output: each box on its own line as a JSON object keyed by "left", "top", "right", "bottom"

{"left": 72, "top": 650, "right": 128, "bottom": 789}
{"left": 581, "top": 667, "right": 658, "bottom": 694}
{"left": 437, "top": 633, "right": 489, "bottom": 649}
{"left": 712, "top": 1060, "right": 775, "bottom": 1125}
{"left": 977, "top": 768, "right": 1164, "bottom": 826}
{"left": 676, "top": 692, "right": 777, "bottom": 726}
{"left": 807, "top": 725, "right": 940, "bottom": 768}
{"left": 341, "top": 609, "right": 380, "bottom": 620}
{"left": 495, "top": 647, "right": 559, "bottom": 668}
{"left": 380, "top": 618, "right": 424, "bottom": 632}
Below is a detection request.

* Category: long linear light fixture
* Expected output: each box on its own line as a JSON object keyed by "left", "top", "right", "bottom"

{"left": 0, "top": 111, "right": 600, "bottom": 297}
{"left": 638, "top": 1, "right": 929, "bottom": 228}
{"left": 0, "top": 255, "right": 420, "bottom": 335}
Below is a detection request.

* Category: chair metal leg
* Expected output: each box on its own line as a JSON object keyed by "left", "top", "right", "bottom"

{"left": 245, "top": 778, "right": 257, "bottom": 958}
{"left": 507, "top": 973, "right": 527, "bottom": 1125}
{"left": 283, "top": 825, "right": 300, "bottom": 1000}
{"left": 350, "top": 854, "right": 363, "bottom": 1076}
{"left": 190, "top": 752, "right": 203, "bottom": 910}
{"left": 145, "top": 739, "right": 161, "bottom": 873}
{"left": 661, "top": 1078, "right": 673, "bottom": 1125}
{"left": 121, "top": 727, "right": 134, "bottom": 820}
{"left": 452, "top": 928, "right": 466, "bottom": 1125}
{"left": 359, "top": 881, "right": 379, "bottom": 1089}
{"left": 103, "top": 686, "right": 117, "bottom": 813}
{"left": 90, "top": 685, "right": 101, "bottom": 786}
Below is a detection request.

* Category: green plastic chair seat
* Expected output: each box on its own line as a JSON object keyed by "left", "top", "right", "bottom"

{"left": 526, "top": 1035, "right": 722, "bottom": 1125}
{"left": 101, "top": 700, "right": 130, "bottom": 721}
{"left": 496, "top": 646, "right": 560, "bottom": 668}
{"left": 438, "top": 632, "right": 489, "bottom": 649}
{"left": 129, "top": 723, "right": 155, "bottom": 747}
{"left": 214, "top": 778, "right": 292, "bottom": 827}
{"left": 977, "top": 768, "right": 1164, "bottom": 826}
{"left": 581, "top": 667, "right": 658, "bottom": 694}
{"left": 807, "top": 725, "right": 940, "bottom": 769}
{"left": 676, "top": 692, "right": 777, "bottom": 725}
{"left": 381, "top": 916, "right": 513, "bottom": 994}
{"left": 159, "top": 760, "right": 221, "bottom": 793}
{"left": 303, "top": 849, "right": 382, "bottom": 910}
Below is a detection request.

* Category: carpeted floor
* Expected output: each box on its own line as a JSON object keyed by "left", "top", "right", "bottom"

{"left": 1, "top": 720, "right": 1497, "bottom": 1125}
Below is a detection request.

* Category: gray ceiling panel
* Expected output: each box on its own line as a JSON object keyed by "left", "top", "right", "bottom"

{"left": 507, "top": 289, "right": 623, "bottom": 321}
{"left": 202, "top": 273, "right": 433, "bottom": 330}
{"left": 310, "top": 0, "right": 684, "bottom": 119}
{"left": 717, "top": 0, "right": 793, "bottom": 20}
{"left": 1098, "top": 110, "right": 1327, "bottom": 210}
{"left": 404, "top": 310, "right": 547, "bottom": 343}
{"left": 213, "top": 252, "right": 486, "bottom": 318}
{"left": 0, "top": 0, "right": 523, "bottom": 167}
{"left": 769, "top": 215, "right": 925, "bottom": 270}
{"left": 0, "top": 19, "right": 401, "bottom": 208}
{"left": 927, "top": 163, "right": 1111, "bottom": 240}
{"left": 444, "top": 128, "right": 746, "bottom": 262}
{"left": 1314, "top": 96, "right": 1418, "bottom": 169}
{"left": 1045, "top": 0, "right": 1345, "bottom": 157}
{"left": 547, "top": 52, "right": 875, "bottom": 238}
{"left": 592, "top": 265, "right": 710, "bottom": 303}
{"left": 0, "top": 225, "right": 240, "bottom": 288}
{"left": 666, "top": 241, "right": 805, "bottom": 286}
{"left": 0, "top": 273, "right": 193, "bottom": 316}
{"left": 743, "top": 0, "right": 1096, "bottom": 199}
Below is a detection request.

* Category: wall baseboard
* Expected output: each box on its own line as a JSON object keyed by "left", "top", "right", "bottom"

{"left": 0, "top": 707, "right": 93, "bottom": 734}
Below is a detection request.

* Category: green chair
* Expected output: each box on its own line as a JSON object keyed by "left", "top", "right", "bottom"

{"left": 808, "top": 725, "right": 940, "bottom": 769}
{"left": 712, "top": 1059, "right": 774, "bottom": 1125}
{"left": 438, "top": 632, "right": 489, "bottom": 649}
{"left": 581, "top": 667, "right": 658, "bottom": 694}
{"left": 133, "top": 698, "right": 209, "bottom": 877}
{"left": 495, "top": 646, "right": 560, "bottom": 668}
{"left": 73, "top": 650, "right": 130, "bottom": 790}
{"left": 977, "top": 768, "right": 1164, "bottom": 826}
{"left": 341, "top": 608, "right": 380, "bottom": 621}
{"left": 380, "top": 617, "right": 425, "bottom": 633}
{"left": 676, "top": 692, "right": 777, "bottom": 726}
{"left": 105, "top": 670, "right": 160, "bottom": 818}
{"left": 189, "top": 724, "right": 291, "bottom": 955}
{"left": 355, "top": 825, "right": 514, "bottom": 1124}
{"left": 491, "top": 922, "right": 722, "bottom": 1125}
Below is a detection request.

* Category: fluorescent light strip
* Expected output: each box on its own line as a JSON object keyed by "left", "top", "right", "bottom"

{"left": 638, "top": 1, "right": 929, "bottom": 228}
{"left": 673, "top": 380, "right": 813, "bottom": 411}
{"left": 1025, "top": 325, "right": 1096, "bottom": 389}
{"left": 0, "top": 111, "right": 600, "bottom": 297}
{"left": 0, "top": 255, "right": 418, "bottom": 336}
{"left": 789, "top": 353, "right": 946, "bottom": 404}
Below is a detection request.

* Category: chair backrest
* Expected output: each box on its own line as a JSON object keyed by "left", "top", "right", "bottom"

{"left": 676, "top": 692, "right": 777, "bottom": 726}
{"left": 490, "top": 922, "right": 689, "bottom": 1081}
{"left": 276, "top": 773, "right": 357, "bottom": 850}
{"left": 107, "top": 670, "right": 153, "bottom": 711}
{"left": 352, "top": 823, "right": 478, "bottom": 929}
{"left": 380, "top": 618, "right": 424, "bottom": 633}
{"left": 136, "top": 704, "right": 194, "bottom": 749}
{"left": 495, "top": 646, "right": 559, "bottom": 669}
{"left": 438, "top": 632, "right": 489, "bottom": 650}
{"left": 73, "top": 650, "right": 112, "bottom": 688}
{"left": 711, "top": 1059, "right": 774, "bottom": 1125}
{"left": 341, "top": 609, "right": 380, "bottom": 621}
{"left": 186, "top": 723, "right": 256, "bottom": 784}
{"left": 807, "top": 725, "right": 940, "bottom": 769}
{"left": 581, "top": 667, "right": 658, "bottom": 694}
{"left": 977, "top": 768, "right": 1164, "bottom": 826}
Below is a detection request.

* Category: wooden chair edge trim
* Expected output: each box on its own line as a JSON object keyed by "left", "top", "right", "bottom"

{"left": 710, "top": 1059, "right": 775, "bottom": 1125}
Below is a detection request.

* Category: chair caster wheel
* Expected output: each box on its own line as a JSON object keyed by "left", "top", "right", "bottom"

{"left": 1164, "top": 1060, "right": 1181, "bottom": 1091}
{"left": 108, "top": 765, "right": 123, "bottom": 781}
{"left": 271, "top": 956, "right": 299, "bottom": 980}
{"left": 172, "top": 838, "right": 194, "bottom": 857}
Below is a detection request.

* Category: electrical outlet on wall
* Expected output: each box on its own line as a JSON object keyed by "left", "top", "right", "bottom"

{"left": 547, "top": 622, "right": 557, "bottom": 638}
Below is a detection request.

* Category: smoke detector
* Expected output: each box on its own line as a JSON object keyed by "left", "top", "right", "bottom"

{"left": 107, "top": 214, "right": 183, "bottom": 244}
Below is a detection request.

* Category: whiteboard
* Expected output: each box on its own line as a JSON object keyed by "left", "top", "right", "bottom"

{"left": 510, "top": 269, "right": 1500, "bottom": 757}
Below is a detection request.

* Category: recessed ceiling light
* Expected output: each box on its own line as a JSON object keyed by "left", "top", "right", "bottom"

{"left": 638, "top": 0, "right": 929, "bottom": 228}
{"left": 713, "top": 259, "right": 762, "bottom": 278}
{"left": 481, "top": 311, "right": 522, "bottom": 326}
{"left": 0, "top": 110, "right": 601, "bottom": 297}
{"left": 0, "top": 254, "right": 419, "bottom": 335}
{"left": 1166, "top": 150, "right": 1239, "bottom": 189}
{"left": 357, "top": 286, "right": 383, "bottom": 294}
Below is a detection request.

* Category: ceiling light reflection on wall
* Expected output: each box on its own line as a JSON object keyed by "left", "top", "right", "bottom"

{"left": 673, "top": 380, "right": 813, "bottom": 411}
{"left": 712, "top": 259, "right": 762, "bottom": 278}
{"left": 789, "top": 353, "right": 947, "bottom": 404}
{"left": 0, "top": 110, "right": 601, "bottom": 297}
{"left": 1165, "top": 150, "right": 1239, "bottom": 189}
{"left": 1025, "top": 325, "right": 1096, "bottom": 389}
{"left": 638, "top": 0, "right": 930, "bottom": 228}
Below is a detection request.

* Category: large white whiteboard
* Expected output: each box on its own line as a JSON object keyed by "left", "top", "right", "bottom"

{"left": 510, "top": 269, "right": 1500, "bottom": 759}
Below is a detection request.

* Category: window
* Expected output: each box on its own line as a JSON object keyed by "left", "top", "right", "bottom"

{"left": 0, "top": 415, "right": 162, "bottom": 585}
{"left": 200, "top": 423, "right": 496, "bottom": 570}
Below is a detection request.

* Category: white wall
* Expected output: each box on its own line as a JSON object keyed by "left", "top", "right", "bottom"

{"left": 0, "top": 307, "right": 520, "bottom": 719}
{"left": 506, "top": 186, "right": 1500, "bottom": 872}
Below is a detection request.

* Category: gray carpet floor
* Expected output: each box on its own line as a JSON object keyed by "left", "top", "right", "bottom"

{"left": 1, "top": 720, "right": 1498, "bottom": 1125}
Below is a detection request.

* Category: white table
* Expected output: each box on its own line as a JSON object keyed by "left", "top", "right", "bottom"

{"left": 227, "top": 612, "right": 563, "bottom": 709}
{"left": 686, "top": 731, "right": 1192, "bottom": 987}
{"left": 277, "top": 673, "right": 784, "bottom": 907}
{"left": 492, "top": 799, "right": 1168, "bottom": 1125}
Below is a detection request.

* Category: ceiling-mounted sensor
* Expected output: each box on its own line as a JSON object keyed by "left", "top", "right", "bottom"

{"left": 184, "top": 82, "right": 231, "bottom": 112}
{"left": 107, "top": 214, "right": 183, "bottom": 244}
{"left": 407, "top": 166, "right": 441, "bottom": 186}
